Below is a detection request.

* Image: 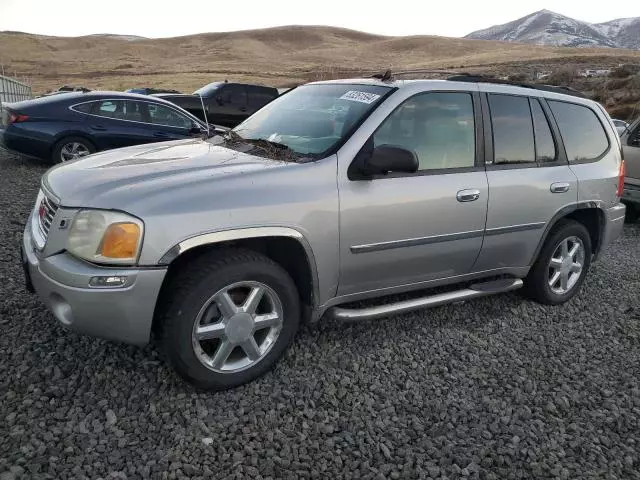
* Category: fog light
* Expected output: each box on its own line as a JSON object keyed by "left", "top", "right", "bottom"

{"left": 89, "top": 276, "right": 127, "bottom": 288}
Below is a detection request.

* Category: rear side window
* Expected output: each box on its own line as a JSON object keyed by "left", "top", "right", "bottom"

{"left": 93, "top": 100, "right": 146, "bottom": 122}
{"left": 548, "top": 101, "right": 609, "bottom": 162}
{"left": 72, "top": 102, "right": 94, "bottom": 114}
{"left": 488, "top": 94, "right": 535, "bottom": 165}
{"left": 530, "top": 99, "right": 556, "bottom": 162}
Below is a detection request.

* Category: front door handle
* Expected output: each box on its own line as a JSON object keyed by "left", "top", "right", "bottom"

{"left": 153, "top": 132, "right": 170, "bottom": 138}
{"left": 457, "top": 189, "right": 481, "bottom": 202}
{"left": 550, "top": 182, "right": 570, "bottom": 193}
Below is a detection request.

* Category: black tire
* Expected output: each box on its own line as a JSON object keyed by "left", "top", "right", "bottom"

{"left": 624, "top": 203, "right": 639, "bottom": 223}
{"left": 523, "top": 219, "right": 592, "bottom": 305}
{"left": 158, "top": 248, "right": 300, "bottom": 390}
{"left": 51, "top": 136, "right": 95, "bottom": 164}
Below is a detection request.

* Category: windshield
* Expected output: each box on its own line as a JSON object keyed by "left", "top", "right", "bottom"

{"left": 229, "top": 83, "right": 392, "bottom": 159}
{"left": 193, "top": 82, "right": 224, "bottom": 96}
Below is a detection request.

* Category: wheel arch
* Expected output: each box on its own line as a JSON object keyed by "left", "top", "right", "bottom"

{"left": 530, "top": 202, "right": 606, "bottom": 265}
{"left": 51, "top": 132, "right": 98, "bottom": 155}
{"left": 153, "top": 227, "right": 320, "bottom": 330}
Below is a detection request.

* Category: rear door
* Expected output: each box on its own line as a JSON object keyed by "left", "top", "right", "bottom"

{"left": 622, "top": 119, "right": 640, "bottom": 187}
{"left": 210, "top": 84, "right": 248, "bottom": 127}
{"left": 473, "top": 90, "right": 579, "bottom": 271}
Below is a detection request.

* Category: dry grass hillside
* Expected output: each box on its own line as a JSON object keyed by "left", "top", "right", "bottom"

{"left": 2, "top": 25, "right": 640, "bottom": 97}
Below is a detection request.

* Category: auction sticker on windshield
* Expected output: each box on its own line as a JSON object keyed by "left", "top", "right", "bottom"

{"left": 339, "top": 91, "right": 381, "bottom": 104}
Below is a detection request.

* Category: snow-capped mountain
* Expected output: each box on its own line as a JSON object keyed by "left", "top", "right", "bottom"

{"left": 465, "top": 10, "right": 640, "bottom": 49}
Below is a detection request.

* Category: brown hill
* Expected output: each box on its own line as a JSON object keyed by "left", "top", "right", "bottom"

{"left": 1, "top": 25, "right": 640, "bottom": 94}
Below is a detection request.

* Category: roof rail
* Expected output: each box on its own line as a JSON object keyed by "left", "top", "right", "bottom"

{"left": 447, "top": 74, "right": 587, "bottom": 99}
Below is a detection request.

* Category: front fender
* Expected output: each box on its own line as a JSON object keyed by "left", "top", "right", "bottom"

{"left": 158, "top": 226, "right": 321, "bottom": 309}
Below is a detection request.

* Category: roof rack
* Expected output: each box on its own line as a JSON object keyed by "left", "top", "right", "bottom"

{"left": 447, "top": 74, "right": 587, "bottom": 99}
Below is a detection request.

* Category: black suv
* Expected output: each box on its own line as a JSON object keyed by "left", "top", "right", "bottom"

{"left": 155, "top": 82, "right": 279, "bottom": 128}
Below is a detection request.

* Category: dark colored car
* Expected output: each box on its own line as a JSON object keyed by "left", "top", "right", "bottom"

{"left": 125, "top": 88, "right": 182, "bottom": 95}
{"left": 0, "top": 91, "right": 208, "bottom": 163}
{"left": 154, "top": 82, "right": 279, "bottom": 128}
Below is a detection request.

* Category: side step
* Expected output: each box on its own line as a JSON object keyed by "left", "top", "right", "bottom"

{"left": 330, "top": 278, "right": 524, "bottom": 322}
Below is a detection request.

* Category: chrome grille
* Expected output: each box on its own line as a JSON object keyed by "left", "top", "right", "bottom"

{"left": 38, "top": 194, "right": 59, "bottom": 240}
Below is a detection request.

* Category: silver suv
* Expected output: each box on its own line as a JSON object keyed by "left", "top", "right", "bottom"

{"left": 22, "top": 77, "right": 626, "bottom": 389}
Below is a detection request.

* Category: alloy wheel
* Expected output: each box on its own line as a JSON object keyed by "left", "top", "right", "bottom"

{"left": 547, "top": 236, "right": 585, "bottom": 295}
{"left": 191, "top": 281, "right": 284, "bottom": 373}
{"left": 60, "top": 142, "right": 90, "bottom": 162}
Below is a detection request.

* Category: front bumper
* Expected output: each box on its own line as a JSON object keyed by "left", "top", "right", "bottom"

{"left": 23, "top": 220, "right": 167, "bottom": 346}
{"left": 596, "top": 203, "right": 626, "bottom": 260}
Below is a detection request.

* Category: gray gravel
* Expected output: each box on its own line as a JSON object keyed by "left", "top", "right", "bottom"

{"left": 1, "top": 148, "right": 640, "bottom": 480}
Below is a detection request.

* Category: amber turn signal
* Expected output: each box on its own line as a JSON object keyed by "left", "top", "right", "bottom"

{"left": 100, "top": 223, "right": 141, "bottom": 259}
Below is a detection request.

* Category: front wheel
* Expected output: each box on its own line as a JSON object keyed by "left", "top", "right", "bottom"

{"left": 159, "top": 249, "right": 300, "bottom": 390}
{"left": 524, "top": 220, "right": 592, "bottom": 305}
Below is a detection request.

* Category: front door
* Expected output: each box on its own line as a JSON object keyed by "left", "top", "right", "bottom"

{"left": 212, "top": 84, "right": 248, "bottom": 127}
{"left": 338, "top": 90, "right": 488, "bottom": 296}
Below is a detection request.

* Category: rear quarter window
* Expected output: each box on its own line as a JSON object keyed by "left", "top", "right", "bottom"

{"left": 71, "top": 102, "right": 94, "bottom": 114}
{"left": 548, "top": 101, "right": 609, "bottom": 162}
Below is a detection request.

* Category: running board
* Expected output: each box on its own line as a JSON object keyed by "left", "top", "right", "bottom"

{"left": 330, "top": 278, "right": 524, "bottom": 322}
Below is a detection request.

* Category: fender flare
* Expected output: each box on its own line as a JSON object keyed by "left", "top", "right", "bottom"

{"left": 158, "top": 226, "right": 321, "bottom": 307}
{"left": 529, "top": 201, "right": 606, "bottom": 265}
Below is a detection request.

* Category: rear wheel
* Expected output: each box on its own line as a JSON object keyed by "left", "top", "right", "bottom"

{"left": 624, "top": 203, "right": 639, "bottom": 223}
{"left": 159, "top": 248, "right": 300, "bottom": 390}
{"left": 524, "top": 220, "right": 592, "bottom": 305}
{"left": 52, "top": 136, "right": 95, "bottom": 163}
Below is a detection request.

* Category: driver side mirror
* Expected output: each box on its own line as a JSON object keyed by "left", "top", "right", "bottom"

{"left": 189, "top": 125, "right": 203, "bottom": 135}
{"left": 362, "top": 144, "right": 419, "bottom": 176}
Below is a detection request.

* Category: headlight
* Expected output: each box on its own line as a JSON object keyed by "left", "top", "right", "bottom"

{"left": 66, "top": 210, "right": 144, "bottom": 265}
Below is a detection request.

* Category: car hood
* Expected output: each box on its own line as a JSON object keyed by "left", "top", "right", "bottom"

{"left": 43, "top": 139, "right": 294, "bottom": 213}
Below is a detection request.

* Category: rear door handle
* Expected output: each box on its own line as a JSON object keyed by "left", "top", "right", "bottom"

{"left": 550, "top": 182, "right": 570, "bottom": 193}
{"left": 90, "top": 125, "right": 106, "bottom": 131}
{"left": 456, "top": 189, "right": 481, "bottom": 202}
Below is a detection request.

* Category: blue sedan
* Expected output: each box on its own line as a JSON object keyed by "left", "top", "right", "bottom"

{"left": 0, "top": 91, "right": 208, "bottom": 163}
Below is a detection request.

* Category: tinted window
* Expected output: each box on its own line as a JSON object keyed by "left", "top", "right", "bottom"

{"left": 247, "top": 87, "right": 276, "bottom": 108}
{"left": 147, "top": 103, "right": 194, "bottom": 129}
{"left": 531, "top": 99, "right": 556, "bottom": 162}
{"left": 219, "top": 85, "right": 247, "bottom": 106}
{"left": 73, "top": 102, "right": 94, "bottom": 114}
{"left": 373, "top": 92, "right": 475, "bottom": 171}
{"left": 489, "top": 94, "right": 535, "bottom": 165}
{"left": 548, "top": 101, "right": 609, "bottom": 162}
{"left": 92, "top": 100, "right": 145, "bottom": 122}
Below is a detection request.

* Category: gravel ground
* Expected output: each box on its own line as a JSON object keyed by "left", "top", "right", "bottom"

{"left": 1, "top": 148, "right": 640, "bottom": 480}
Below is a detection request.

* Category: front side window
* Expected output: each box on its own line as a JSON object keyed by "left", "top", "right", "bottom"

{"left": 230, "top": 83, "right": 391, "bottom": 159}
{"left": 219, "top": 85, "right": 247, "bottom": 106}
{"left": 548, "top": 100, "right": 609, "bottom": 162}
{"left": 147, "top": 103, "right": 194, "bottom": 129}
{"left": 531, "top": 99, "right": 557, "bottom": 163}
{"left": 489, "top": 94, "right": 535, "bottom": 165}
{"left": 372, "top": 92, "right": 476, "bottom": 171}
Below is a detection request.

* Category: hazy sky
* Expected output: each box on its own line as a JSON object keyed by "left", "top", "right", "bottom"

{"left": 0, "top": 0, "right": 638, "bottom": 38}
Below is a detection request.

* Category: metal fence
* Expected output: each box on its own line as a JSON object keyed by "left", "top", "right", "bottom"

{"left": 0, "top": 74, "right": 32, "bottom": 107}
